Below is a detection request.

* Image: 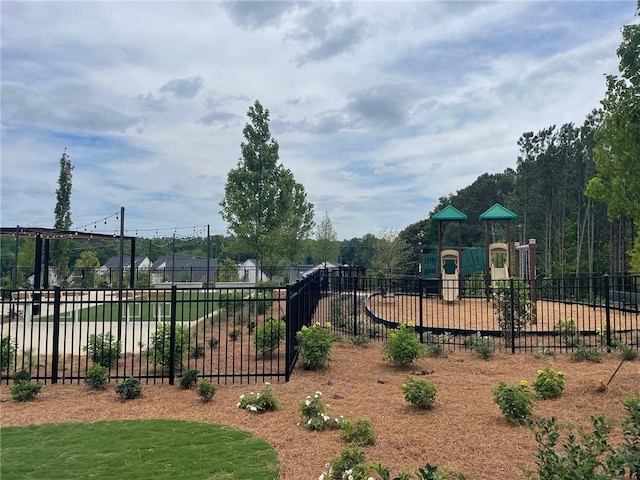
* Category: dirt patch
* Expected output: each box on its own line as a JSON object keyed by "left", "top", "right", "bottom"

{"left": 1, "top": 342, "right": 638, "bottom": 479}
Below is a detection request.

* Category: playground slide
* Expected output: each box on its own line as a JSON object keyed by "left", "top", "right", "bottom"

{"left": 489, "top": 243, "right": 509, "bottom": 282}
{"left": 442, "top": 278, "right": 458, "bottom": 302}
{"left": 490, "top": 264, "right": 509, "bottom": 281}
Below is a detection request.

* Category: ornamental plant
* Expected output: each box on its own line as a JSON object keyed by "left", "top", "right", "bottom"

{"left": 383, "top": 323, "right": 426, "bottom": 366}
{"left": 296, "top": 322, "right": 334, "bottom": 370}
{"left": 493, "top": 380, "right": 534, "bottom": 425}
{"left": 83, "top": 333, "right": 121, "bottom": 368}
{"left": 532, "top": 368, "right": 565, "bottom": 400}
{"left": 339, "top": 417, "right": 377, "bottom": 446}
{"left": 254, "top": 319, "right": 286, "bottom": 357}
{"left": 554, "top": 317, "right": 580, "bottom": 347}
{"left": 320, "top": 444, "right": 368, "bottom": 480}
{"left": 402, "top": 377, "right": 437, "bottom": 409}
{"left": 464, "top": 332, "right": 496, "bottom": 360}
{"left": 84, "top": 364, "right": 109, "bottom": 389}
{"left": 298, "top": 391, "right": 342, "bottom": 431}
{"left": 178, "top": 369, "right": 198, "bottom": 389}
{"left": 237, "top": 382, "right": 279, "bottom": 413}
{"left": 115, "top": 377, "right": 143, "bottom": 401}
{"left": 197, "top": 380, "right": 218, "bottom": 402}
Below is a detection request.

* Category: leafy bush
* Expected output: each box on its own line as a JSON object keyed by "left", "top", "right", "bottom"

{"left": 492, "top": 279, "right": 533, "bottom": 341}
{"left": 254, "top": 319, "right": 286, "bottom": 357}
{"left": 298, "top": 391, "right": 342, "bottom": 431}
{"left": 296, "top": 322, "right": 334, "bottom": 370}
{"left": 178, "top": 369, "right": 198, "bottom": 389}
{"left": 319, "top": 444, "right": 368, "bottom": 480}
{"left": 532, "top": 347, "right": 556, "bottom": 360}
{"left": 615, "top": 394, "right": 640, "bottom": 478}
{"left": 148, "top": 323, "right": 190, "bottom": 368}
{"left": 339, "top": 417, "right": 377, "bottom": 446}
{"left": 228, "top": 328, "right": 241, "bottom": 341}
{"left": 83, "top": 333, "right": 121, "bottom": 368}
{"left": 250, "top": 290, "right": 272, "bottom": 315}
{"left": 464, "top": 332, "right": 497, "bottom": 359}
{"left": 12, "top": 369, "right": 31, "bottom": 383}
{"left": 554, "top": 318, "right": 580, "bottom": 347}
{"left": 1, "top": 334, "right": 17, "bottom": 372}
{"left": 619, "top": 344, "right": 639, "bottom": 361}
{"left": 532, "top": 368, "right": 565, "bottom": 400}
{"left": 493, "top": 380, "right": 534, "bottom": 425}
{"left": 208, "top": 336, "right": 219, "bottom": 348}
{"left": 572, "top": 345, "right": 602, "bottom": 362}
{"left": 10, "top": 380, "right": 42, "bottom": 402}
{"left": 237, "top": 382, "right": 279, "bottom": 413}
{"left": 191, "top": 344, "right": 205, "bottom": 358}
{"left": 402, "top": 377, "right": 437, "bottom": 409}
{"left": 424, "top": 331, "right": 453, "bottom": 357}
{"left": 84, "top": 364, "right": 108, "bottom": 389}
{"left": 197, "top": 380, "right": 218, "bottom": 402}
{"left": 115, "top": 377, "right": 143, "bottom": 401}
{"left": 382, "top": 323, "right": 426, "bottom": 366}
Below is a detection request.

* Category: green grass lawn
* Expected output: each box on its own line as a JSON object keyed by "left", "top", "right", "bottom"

{"left": 0, "top": 419, "right": 279, "bottom": 480}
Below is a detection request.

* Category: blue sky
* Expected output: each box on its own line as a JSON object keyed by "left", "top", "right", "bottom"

{"left": 1, "top": 1, "right": 636, "bottom": 240}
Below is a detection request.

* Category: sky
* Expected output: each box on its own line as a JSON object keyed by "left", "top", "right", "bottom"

{"left": 1, "top": 1, "right": 637, "bottom": 242}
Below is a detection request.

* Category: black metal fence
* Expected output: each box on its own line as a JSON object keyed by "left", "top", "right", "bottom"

{"left": 2, "top": 271, "right": 638, "bottom": 385}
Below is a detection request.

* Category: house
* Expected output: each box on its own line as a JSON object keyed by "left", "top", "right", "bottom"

{"left": 151, "top": 255, "right": 218, "bottom": 285}
{"left": 99, "top": 256, "right": 152, "bottom": 274}
{"left": 237, "top": 259, "right": 268, "bottom": 284}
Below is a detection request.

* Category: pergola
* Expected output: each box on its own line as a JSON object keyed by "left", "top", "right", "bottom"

{"left": 1, "top": 226, "right": 137, "bottom": 289}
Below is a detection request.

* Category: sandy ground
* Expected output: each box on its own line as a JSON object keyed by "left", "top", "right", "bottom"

{"left": 1, "top": 342, "right": 639, "bottom": 480}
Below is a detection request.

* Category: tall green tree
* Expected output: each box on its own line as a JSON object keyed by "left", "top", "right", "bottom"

{"left": 314, "top": 212, "right": 339, "bottom": 264}
{"left": 73, "top": 250, "right": 100, "bottom": 287}
{"left": 371, "top": 229, "right": 413, "bottom": 277}
{"left": 52, "top": 149, "right": 73, "bottom": 285}
{"left": 587, "top": 2, "right": 640, "bottom": 272}
{"left": 219, "top": 100, "right": 314, "bottom": 271}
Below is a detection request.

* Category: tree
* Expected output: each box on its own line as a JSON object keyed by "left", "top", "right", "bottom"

{"left": 218, "top": 257, "right": 240, "bottom": 282}
{"left": 219, "top": 101, "right": 314, "bottom": 271}
{"left": 586, "top": 2, "right": 640, "bottom": 272}
{"left": 52, "top": 149, "right": 73, "bottom": 286}
{"left": 73, "top": 250, "right": 100, "bottom": 287}
{"left": 314, "top": 212, "right": 339, "bottom": 264}
{"left": 370, "top": 229, "right": 413, "bottom": 277}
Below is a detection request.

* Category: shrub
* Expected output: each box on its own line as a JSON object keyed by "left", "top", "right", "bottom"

{"left": 250, "top": 290, "right": 272, "bottom": 315}
{"left": 1, "top": 334, "right": 17, "bottom": 372}
{"left": 572, "top": 345, "right": 602, "bottom": 362}
{"left": 10, "top": 380, "right": 42, "bottom": 402}
{"left": 402, "top": 377, "right": 437, "bottom": 409}
{"left": 178, "top": 369, "right": 198, "bottom": 389}
{"left": 493, "top": 380, "right": 534, "bottom": 425}
{"left": 492, "top": 279, "right": 533, "bottom": 341}
{"left": 84, "top": 364, "right": 109, "bottom": 389}
{"left": 197, "top": 380, "right": 218, "bottom": 402}
{"left": 115, "top": 377, "right": 143, "bottom": 401}
{"left": 296, "top": 322, "right": 334, "bottom": 370}
{"left": 532, "top": 368, "right": 565, "bottom": 400}
{"left": 373, "top": 462, "right": 468, "bottom": 480}
{"left": 464, "top": 332, "right": 497, "bottom": 359}
{"left": 321, "top": 444, "right": 368, "bottom": 480}
{"left": 554, "top": 318, "right": 580, "bottom": 347}
{"left": 616, "top": 394, "right": 640, "bottom": 478}
{"left": 424, "top": 331, "right": 453, "bottom": 357}
{"left": 339, "top": 417, "right": 377, "bottom": 446}
{"left": 619, "top": 344, "right": 639, "bottom": 361}
{"left": 228, "top": 328, "right": 241, "bottom": 341}
{"left": 237, "top": 382, "right": 279, "bottom": 413}
{"left": 208, "top": 336, "right": 219, "bottom": 348}
{"left": 382, "top": 323, "right": 426, "bottom": 366}
{"left": 191, "top": 344, "right": 205, "bottom": 358}
{"left": 298, "top": 391, "right": 342, "bottom": 431}
{"left": 83, "top": 333, "right": 121, "bottom": 368}
{"left": 254, "top": 319, "right": 286, "bottom": 357}
{"left": 148, "top": 323, "right": 190, "bottom": 368}
{"left": 12, "top": 369, "right": 32, "bottom": 383}
{"left": 532, "top": 347, "right": 556, "bottom": 360}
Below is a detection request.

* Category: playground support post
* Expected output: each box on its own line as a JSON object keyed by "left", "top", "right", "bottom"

{"left": 168, "top": 285, "right": 178, "bottom": 385}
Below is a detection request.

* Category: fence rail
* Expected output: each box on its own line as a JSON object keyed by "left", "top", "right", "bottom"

{"left": 1, "top": 272, "right": 638, "bottom": 385}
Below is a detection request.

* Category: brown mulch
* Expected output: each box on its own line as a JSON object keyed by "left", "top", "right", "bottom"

{"left": 1, "top": 342, "right": 639, "bottom": 480}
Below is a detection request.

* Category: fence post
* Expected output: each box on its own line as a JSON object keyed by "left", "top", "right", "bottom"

{"left": 51, "top": 286, "right": 61, "bottom": 384}
{"left": 419, "top": 277, "right": 424, "bottom": 343}
{"left": 604, "top": 274, "right": 611, "bottom": 353}
{"left": 285, "top": 283, "right": 292, "bottom": 382}
{"left": 168, "top": 285, "right": 177, "bottom": 385}
{"left": 353, "top": 276, "right": 359, "bottom": 337}
{"left": 509, "top": 278, "right": 515, "bottom": 354}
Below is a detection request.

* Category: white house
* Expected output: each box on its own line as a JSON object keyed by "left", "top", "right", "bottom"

{"left": 238, "top": 259, "right": 268, "bottom": 284}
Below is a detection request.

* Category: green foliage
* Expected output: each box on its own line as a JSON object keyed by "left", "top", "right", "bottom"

{"left": 572, "top": 345, "right": 602, "bottom": 363}
{"left": 298, "top": 391, "right": 342, "bottom": 431}
{"left": 1, "top": 334, "right": 17, "bottom": 373}
{"left": 532, "top": 368, "right": 565, "bottom": 400}
{"left": 115, "top": 377, "right": 143, "bottom": 401}
{"left": 83, "top": 333, "right": 122, "bottom": 368}
{"left": 209, "top": 336, "right": 219, "bottom": 348}
{"left": 373, "top": 462, "right": 468, "bottom": 480}
{"left": 554, "top": 318, "right": 580, "bottom": 347}
{"left": 339, "top": 417, "right": 377, "bottom": 446}
{"left": 492, "top": 279, "right": 533, "bottom": 341}
{"left": 493, "top": 380, "right": 534, "bottom": 425}
{"left": 383, "top": 323, "right": 426, "bottom": 366}
{"left": 197, "top": 380, "right": 218, "bottom": 402}
{"left": 250, "top": 289, "right": 272, "bottom": 315}
{"left": 424, "top": 331, "right": 452, "bottom": 357}
{"left": 10, "top": 380, "right": 42, "bottom": 402}
{"left": 191, "top": 344, "right": 205, "bottom": 358}
{"left": 464, "top": 332, "right": 497, "bottom": 359}
{"left": 532, "top": 347, "right": 556, "bottom": 360}
{"left": 619, "top": 344, "right": 639, "bottom": 361}
{"left": 371, "top": 228, "right": 413, "bottom": 277}
{"left": 615, "top": 394, "right": 640, "bottom": 478}
{"left": 325, "top": 444, "right": 368, "bottom": 480}
{"left": 84, "top": 364, "right": 108, "bottom": 389}
{"left": 178, "top": 369, "right": 198, "bottom": 389}
{"left": 229, "top": 328, "right": 241, "bottom": 341}
{"left": 402, "top": 377, "right": 437, "bottom": 409}
{"left": 237, "top": 382, "right": 279, "bottom": 413}
{"left": 254, "top": 319, "right": 286, "bottom": 356}
{"left": 218, "top": 257, "right": 240, "bottom": 282}
{"left": 314, "top": 212, "right": 340, "bottom": 263}
{"left": 73, "top": 250, "right": 101, "bottom": 287}
{"left": 52, "top": 149, "right": 73, "bottom": 286}
{"left": 148, "top": 323, "right": 190, "bottom": 368}
{"left": 12, "top": 369, "right": 32, "bottom": 383}
{"left": 296, "top": 322, "right": 334, "bottom": 370}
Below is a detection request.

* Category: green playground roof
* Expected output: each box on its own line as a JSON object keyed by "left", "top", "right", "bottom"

{"left": 432, "top": 205, "right": 468, "bottom": 221}
{"left": 479, "top": 203, "right": 517, "bottom": 220}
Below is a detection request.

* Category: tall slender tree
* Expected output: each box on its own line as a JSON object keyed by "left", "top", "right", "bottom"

{"left": 314, "top": 212, "right": 339, "bottom": 264}
{"left": 52, "top": 149, "right": 73, "bottom": 285}
{"left": 219, "top": 101, "right": 314, "bottom": 273}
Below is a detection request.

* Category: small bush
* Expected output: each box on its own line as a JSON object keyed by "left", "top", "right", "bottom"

{"left": 1, "top": 334, "right": 17, "bottom": 372}
{"left": 572, "top": 345, "right": 602, "bottom": 362}
{"left": 619, "top": 344, "right": 639, "bottom": 361}
{"left": 254, "top": 319, "right": 286, "bottom": 357}
{"left": 191, "top": 344, "right": 205, "bottom": 358}
{"left": 493, "top": 380, "right": 534, "bottom": 425}
{"left": 148, "top": 323, "right": 190, "bottom": 368}
{"left": 554, "top": 318, "right": 580, "bottom": 347}
{"left": 321, "top": 444, "right": 368, "bottom": 480}
{"left": 10, "top": 380, "right": 42, "bottom": 402}
{"left": 464, "top": 332, "right": 497, "bottom": 360}
{"left": 208, "top": 336, "right": 219, "bottom": 348}
{"left": 178, "top": 369, "right": 198, "bottom": 389}
{"left": 83, "top": 333, "right": 122, "bottom": 368}
{"left": 228, "top": 328, "right": 241, "bottom": 341}
{"left": 197, "top": 380, "right": 218, "bottom": 402}
{"left": 339, "top": 417, "right": 377, "bottom": 446}
{"left": 373, "top": 462, "right": 468, "bottom": 480}
{"left": 237, "top": 382, "right": 279, "bottom": 413}
{"left": 12, "top": 369, "right": 32, "bottom": 383}
{"left": 532, "top": 368, "right": 565, "bottom": 400}
{"left": 84, "top": 364, "right": 108, "bottom": 389}
{"left": 115, "top": 377, "right": 143, "bottom": 401}
{"left": 382, "top": 323, "right": 426, "bottom": 366}
{"left": 402, "top": 377, "right": 437, "bottom": 409}
{"left": 298, "top": 391, "right": 342, "bottom": 431}
{"left": 532, "top": 347, "right": 556, "bottom": 360}
{"left": 296, "top": 322, "right": 334, "bottom": 370}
